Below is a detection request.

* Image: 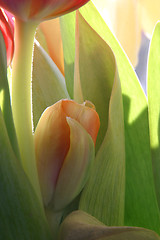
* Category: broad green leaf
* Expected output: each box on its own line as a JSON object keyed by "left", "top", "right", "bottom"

{"left": 59, "top": 210, "right": 160, "bottom": 240}
{"left": 77, "top": 12, "right": 125, "bottom": 226}
{"left": 32, "top": 40, "right": 70, "bottom": 128}
{"left": 148, "top": 22, "right": 160, "bottom": 208}
{"left": 0, "top": 31, "right": 19, "bottom": 159}
{"left": 60, "top": 12, "right": 76, "bottom": 98}
{"left": 79, "top": 2, "right": 160, "bottom": 232}
{"left": 0, "top": 110, "right": 51, "bottom": 239}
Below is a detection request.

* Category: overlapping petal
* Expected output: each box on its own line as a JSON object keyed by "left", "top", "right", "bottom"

{"left": 34, "top": 99, "right": 100, "bottom": 208}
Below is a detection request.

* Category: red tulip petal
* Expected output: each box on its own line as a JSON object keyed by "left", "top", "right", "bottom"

{"left": 0, "top": 0, "right": 89, "bottom": 21}
{"left": 0, "top": 8, "right": 14, "bottom": 65}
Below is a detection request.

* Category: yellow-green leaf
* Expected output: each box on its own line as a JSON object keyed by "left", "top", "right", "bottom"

{"left": 148, "top": 21, "right": 160, "bottom": 209}
{"left": 77, "top": 11, "right": 125, "bottom": 226}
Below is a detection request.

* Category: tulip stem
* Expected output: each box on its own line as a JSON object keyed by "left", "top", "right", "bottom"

{"left": 12, "top": 17, "right": 41, "bottom": 202}
{"left": 45, "top": 209, "right": 63, "bottom": 238}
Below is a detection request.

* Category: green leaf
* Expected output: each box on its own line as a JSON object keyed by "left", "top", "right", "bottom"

{"left": 60, "top": 12, "right": 76, "bottom": 98}
{"left": 77, "top": 12, "right": 125, "bottom": 226}
{"left": 59, "top": 210, "right": 160, "bottom": 240}
{"left": 0, "top": 110, "right": 52, "bottom": 239}
{"left": 0, "top": 30, "right": 20, "bottom": 159}
{"left": 32, "top": 40, "right": 70, "bottom": 128}
{"left": 148, "top": 21, "right": 160, "bottom": 209}
{"left": 79, "top": 2, "right": 160, "bottom": 232}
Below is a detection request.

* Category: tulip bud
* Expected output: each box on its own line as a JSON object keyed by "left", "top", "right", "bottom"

{"left": 0, "top": 0, "right": 89, "bottom": 22}
{"left": 34, "top": 99, "right": 100, "bottom": 211}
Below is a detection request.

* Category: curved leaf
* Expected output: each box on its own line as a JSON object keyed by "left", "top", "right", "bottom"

{"left": 148, "top": 21, "right": 160, "bottom": 209}
{"left": 80, "top": 2, "right": 160, "bottom": 232}
{"left": 32, "top": 40, "right": 70, "bottom": 128}
{"left": 77, "top": 12, "right": 125, "bottom": 226}
{"left": 60, "top": 12, "right": 76, "bottom": 98}
{"left": 0, "top": 110, "right": 51, "bottom": 239}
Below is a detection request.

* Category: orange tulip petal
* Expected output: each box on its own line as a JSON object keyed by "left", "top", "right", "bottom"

{"left": 35, "top": 101, "right": 70, "bottom": 205}
{"left": 53, "top": 117, "right": 94, "bottom": 211}
{"left": 39, "top": 18, "right": 64, "bottom": 75}
{"left": 62, "top": 100, "right": 100, "bottom": 145}
{"left": 35, "top": 99, "right": 100, "bottom": 206}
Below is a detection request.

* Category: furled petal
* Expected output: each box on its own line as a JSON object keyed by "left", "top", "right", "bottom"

{"left": 62, "top": 100, "right": 100, "bottom": 145}
{"left": 35, "top": 100, "right": 70, "bottom": 206}
{"left": 53, "top": 117, "right": 95, "bottom": 211}
{"left": 0, "top": 0, "right": 89, "bottom": 22}
{"left": 34, "top": 99, "right": 100, "bottom": 207}
{"left": 0, "top": 8, "right": 14, "bottom": 65}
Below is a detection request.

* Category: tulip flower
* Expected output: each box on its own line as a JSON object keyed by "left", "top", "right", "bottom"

{"left": 34, "top": 99, "right": 100, "bottom": 211}
{"left": 0, "top": 0, "right": 90, "bottom": 200}
{"left": 0, "top": 0, "right": 89, "bottom": 22}
{"left": 0, "top": 8, "right": 14, "bottom": 65}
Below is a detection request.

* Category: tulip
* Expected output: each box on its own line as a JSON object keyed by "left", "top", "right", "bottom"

{"left": 34, "top": 99, "right": 100, "bottom": 211}
{"left": 0, "top": 0, "right": 89, "bottom": 22}
{"left": 0, "top": 8, "right": 14, "bottom": 65}
{"left": 0, "top": 0, "right": 90, "bottom": 200}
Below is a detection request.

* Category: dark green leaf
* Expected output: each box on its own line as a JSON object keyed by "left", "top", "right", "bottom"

{"left": 0, "top": 109, "right": 52, "bottom": 239}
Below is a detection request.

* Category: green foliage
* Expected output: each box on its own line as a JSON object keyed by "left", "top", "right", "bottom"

{"left": 0, "top": 111, "right": 52, "bottom": 240}
{"left": 76, "top": 12, "right": 125, "bottom": 226}
{"left": 1, "top": 2, "right": 160, "bottom": 239}
{"left": 0, "top": 31, "right": 19, "bottom": 158}
{"left": 60, "top": 2, "right": 160, "bottom": 234}
{"left": 79, "top": 2, "right": 160, "bottom": 232}
{"left": 148, "top": 21, "right": 160, "bottom": 210}
{"left": 32, "top": 40, "right": 69, "bottom": 128}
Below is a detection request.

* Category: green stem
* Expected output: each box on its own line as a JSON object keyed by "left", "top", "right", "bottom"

{"left": 45, "top": 209, "right": 63, "bottom": 238}
{"left": 12, "top": 17, "right": 41, "bottom": 203}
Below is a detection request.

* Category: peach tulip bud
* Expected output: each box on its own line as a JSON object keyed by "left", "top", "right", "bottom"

{"left": 0, "top": 0, "right": 89, "bottom": 22}
{"left": 35, "top": 99, "right": 100, "bottom": 211}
